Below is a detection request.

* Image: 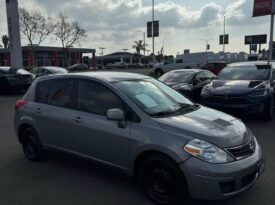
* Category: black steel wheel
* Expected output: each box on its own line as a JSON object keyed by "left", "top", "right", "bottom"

{"left": 139, "top": 154, "right": 187, "bottom": 205}
{"left": 21, "top": 128, "right": 44, "bottom": 161}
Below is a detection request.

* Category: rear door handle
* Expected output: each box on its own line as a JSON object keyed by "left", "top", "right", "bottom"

{"left": 72, "top": 117, "right": 83, "bottom": 123}
{"left": 34, "top": 108, "right": 42, "bottom": 114}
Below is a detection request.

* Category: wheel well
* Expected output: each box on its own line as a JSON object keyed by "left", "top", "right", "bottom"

{"left": 18, "top": 124, "right": 34, "bottom": 143}
{"left": 133, "top": 150, "right": 176, "bottom": 179}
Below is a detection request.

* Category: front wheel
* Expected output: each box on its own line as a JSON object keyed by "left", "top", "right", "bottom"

{"left": 139, "top": 154, "right": 187, "bottom": 205}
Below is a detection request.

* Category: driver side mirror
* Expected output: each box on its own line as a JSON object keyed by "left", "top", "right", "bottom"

{"left": 106, "top": 108, "right": 125, "bottom": 121}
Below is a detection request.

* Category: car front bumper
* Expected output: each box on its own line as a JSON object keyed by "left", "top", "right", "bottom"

{"left": 180, "top": 139, "right": 264, "bottom": 200}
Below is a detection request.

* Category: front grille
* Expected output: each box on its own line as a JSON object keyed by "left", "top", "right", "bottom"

{"left": 210, "top": 95, "right": 247, "bottom": 104}
{"left": 226, "top": 139, "right": 255, "bottom": 159}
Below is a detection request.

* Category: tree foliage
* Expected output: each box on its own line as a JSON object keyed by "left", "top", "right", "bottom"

{"left": 54, "top": 13, "right": 86, "bottom": 48}
{"left": 1, "top": 35, "right": 9, "bottom": 49}
{"left": 19, "top": 7, "right": 55, "bottom": 47}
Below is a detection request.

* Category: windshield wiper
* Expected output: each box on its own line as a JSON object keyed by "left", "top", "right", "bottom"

{"left": 150, "top": 104, "right": 199, "bottom": 117}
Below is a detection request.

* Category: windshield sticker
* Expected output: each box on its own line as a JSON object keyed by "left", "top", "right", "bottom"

{"left": 135, "top": 94, "right": 158, "bottom": 108}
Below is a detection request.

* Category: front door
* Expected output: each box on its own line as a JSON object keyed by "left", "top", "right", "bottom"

{"left": 69, "top": 79, "right": 131, "bottom": 169}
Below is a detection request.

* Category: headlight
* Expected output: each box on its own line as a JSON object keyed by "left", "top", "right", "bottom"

{"left": 183, "top": 139, "right": 234, "bottom": 164}
{"left": 248, "top": 84, "right": 268, "bottom": 97}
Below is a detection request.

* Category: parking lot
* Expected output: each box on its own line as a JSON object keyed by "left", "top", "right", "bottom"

{"left": 0, "top": 90, "right": 274, "bottom": 205}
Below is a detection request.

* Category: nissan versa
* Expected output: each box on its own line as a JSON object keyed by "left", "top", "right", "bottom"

{"left": 14, "top": 72, "right": 265, "bottom": 205}
{"left": 201, "top": 61, "right": 275, "bottom": 120}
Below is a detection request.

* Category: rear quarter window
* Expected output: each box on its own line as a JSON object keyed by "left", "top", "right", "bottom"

{"left": 36, "top": 80, "right": 50, "bottom": 104}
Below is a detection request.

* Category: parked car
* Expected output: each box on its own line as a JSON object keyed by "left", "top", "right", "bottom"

{"left": 0, "top": 67, "right": 33, "bottom": 92}
{"left": 14, "top": 72, "right": 264, "bottom": 204}
{"left": 31, "top": 66, "right": 68, "bottom": 79}
{"left": 199, "top": 61, "right": 227, "bottom": 75}
{"left": 68, "top": 63, "right": 89, "bottom": 72}
{"left": 154, "top": 53, "right": 217, "bottom": 77}
{"left": 159, "top": 69, "right": 216, "bottom": 102}
{"left": 201, "top": 61, "right": 275, "bottom": 120}
{"left": 106, "top": 62, "right": 128, "bottom": 69}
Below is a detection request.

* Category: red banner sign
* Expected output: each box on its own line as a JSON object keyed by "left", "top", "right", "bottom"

{"left": 253, "top": 0, "right": 273, "bottom": 17}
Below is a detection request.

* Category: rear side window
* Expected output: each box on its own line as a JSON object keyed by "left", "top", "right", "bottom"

{"left": 48, "top": 79, "right": 74, "bottom": 108}
{"left": 77, "top": 80, "right": 124, "bottom": 116}
{"left": 36, "top": 80, "right": 50, "bottom": 104}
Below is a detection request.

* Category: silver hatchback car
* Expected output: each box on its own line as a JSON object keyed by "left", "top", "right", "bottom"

{"left": 14, "top": 72, "right": 265, "bottom": 205}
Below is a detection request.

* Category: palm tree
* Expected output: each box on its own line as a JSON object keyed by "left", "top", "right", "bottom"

{"left": 132, "top": 40, "right": 145, "bottom": 63}
{"left": 2, "top": 35, "right": 9, "bottom": 49}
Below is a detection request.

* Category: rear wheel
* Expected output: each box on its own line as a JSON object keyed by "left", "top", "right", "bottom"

{"left": 263, "top": 97, "right": 274, "bottom": 121}
{"left": 139, "top": 154, "right": 187, "bottom": 205}
{"left": 21, "top": 128, "right": 44, "bottom": 161}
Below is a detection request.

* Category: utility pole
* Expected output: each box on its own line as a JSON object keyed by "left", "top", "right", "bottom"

{"left": 122, "top": 48, "right": 128, "bottom": 63}
{"left": 223, "top": 15, "right": 226, "bottom": 53}
{"left": 5, "top": 0, "right": 23, "bottom": 69}
{"left": 269, "top": 14, "right": 274, "bottom": 62}
{"left": 99, "top": 47, "right": 105, "bottom": 68}
{"left": 152, "top": 0, "right": 155, "bottom": 63}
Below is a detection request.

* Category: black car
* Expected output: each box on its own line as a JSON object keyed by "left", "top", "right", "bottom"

{"left": 31, "top": 66, "right": 68, "bottom": 79}
{"left": 159, "top": 69, "right": 216, "bottom": 101}
{"left": 0, "top": 67, "right": 33, "bottom": 92}
{"left": 201, "top": 61, "right": 275, "bottom": 120}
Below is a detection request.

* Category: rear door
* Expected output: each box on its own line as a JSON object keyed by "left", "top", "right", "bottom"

{"left": 69, "top": 79, "right": 132, "bottom": 169}
{"left": 32, "top": 78, "right": 75, "bottom": 148}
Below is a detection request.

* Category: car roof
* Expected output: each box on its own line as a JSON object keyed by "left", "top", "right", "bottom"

{"left": 39, "top": 71, "right": 151, "bottom": 82}
{"left": 169, "top": 69, "right": 204, "bottom": 73}
{"left": 229, "top": 61, "right": 272, "bottom": 66}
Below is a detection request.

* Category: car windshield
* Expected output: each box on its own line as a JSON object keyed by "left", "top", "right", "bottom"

{"left": 218, "top": 64, "right": 271, "bottom": 80}
{"left": 159, "top": 71, "right": 195, "bottom": 83}
{"left": 113, "top": 78, "right": 194, "bottom": 116}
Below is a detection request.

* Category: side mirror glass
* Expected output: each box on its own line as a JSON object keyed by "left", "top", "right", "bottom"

{"left": 106, "top": 108, "right": 125, "bottom": 121}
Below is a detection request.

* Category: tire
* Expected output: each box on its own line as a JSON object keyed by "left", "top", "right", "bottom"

{"left": 21, "top": 127, "right": 44, "bottom": 161}
{"left": 155, "top": 69, "right": 164, "bottom": 78}
{"left": 138, "top": 154, "right": 187, "bottom": 205}
{"left": 263, "top": 97, "right": 274, "bottom": 121}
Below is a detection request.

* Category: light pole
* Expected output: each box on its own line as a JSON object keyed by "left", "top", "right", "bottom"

{"left": 122, "top": 48, "right": 128, "bottom": 63}
{"left": 201, "top": 39, "right": 212, "bottom": 53}
{"left": 152, "top": 0, "right": 155, "bottom": 63}
{"left": 99, "top": 47, "right": 105, "bottom": 68}
{"left": 223, "top": 15, "right": 226, "bottom": 53}
{"left": 137, "top": 30, "right": 146, "bottom": 63}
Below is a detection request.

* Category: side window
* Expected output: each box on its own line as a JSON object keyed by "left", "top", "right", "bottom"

{"left": 203, "top": 71, "right": 214, "bottom": 79}
{"left": 36, "top": 80, "right": 50, "bottom": 104}
{"left": 48, "top": 79, "right": 74, "bottom": 108}
{"left": 176, "top": 59, "right": 183, "bottom": 64}
{"left": 196, "top": 72, "right": 205, "bottom": 82}
{"left": 77, "top": 80, "right": 124, "bottom": 116}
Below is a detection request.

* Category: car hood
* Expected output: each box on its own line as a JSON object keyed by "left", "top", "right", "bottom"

{"left": 208, "top": 80, "right": 264, "bottom": 95}
{"left": 154, "top": 106, "right": 251, "bottom": 148}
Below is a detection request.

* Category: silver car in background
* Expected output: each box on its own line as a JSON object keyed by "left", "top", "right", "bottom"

{"left": 14, "top": 72, "right": 265, "bottom": 205}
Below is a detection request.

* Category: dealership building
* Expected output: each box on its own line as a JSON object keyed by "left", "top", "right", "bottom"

{"left": 0, "top": 46, "right": 96, "bottom": 68}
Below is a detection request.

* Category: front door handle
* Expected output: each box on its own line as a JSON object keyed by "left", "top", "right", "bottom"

{"left": 72, "top": 117, "right": 83, "bottom": 123}
{"left": 34, "top": 108, "right": 42, "bottom": 114}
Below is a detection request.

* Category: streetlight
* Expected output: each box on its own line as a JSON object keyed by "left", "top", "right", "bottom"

{"left": 122, "top": 48, "right": 128, "bottom": 63}
{"left": 137, "top": 30, "right": 146, "bottom": 63}
{"left": 201, "top": 38, "right": 212, "bottom": 53}
{"left": 99, "top": 47, "right": 105, "bottom": 68}
{"left": 223, "top": 15, "right": 226, "bottom": 53}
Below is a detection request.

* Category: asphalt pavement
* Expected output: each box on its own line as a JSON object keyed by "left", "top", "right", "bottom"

{"left": 0, "top": 92, "right": 274, "bottom": 205}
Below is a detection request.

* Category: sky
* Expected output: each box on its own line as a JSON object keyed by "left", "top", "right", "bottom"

{"left": 0, "top": 0, "right": 272, "bottom": 56}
